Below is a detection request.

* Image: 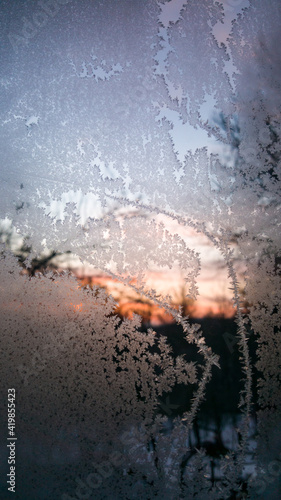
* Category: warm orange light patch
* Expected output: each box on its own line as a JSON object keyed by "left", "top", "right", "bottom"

{"left": 69, "top": 302, "right": 83, "bottom": 312}
{"left": 191, "top": 299, "right": 236, "bottom": 319}
{"left": 76, "top": 273, "right": 236, "bottom": 324}
{"left": 116, "top": 300, "right": 174, "bottom": 325}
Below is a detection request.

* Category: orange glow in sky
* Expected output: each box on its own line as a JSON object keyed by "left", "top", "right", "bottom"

{"left": 77, "top": 271, "right": 236, "bottom": 324}
{"left": 51, "top": 217, "right": 243, "bottom": 324}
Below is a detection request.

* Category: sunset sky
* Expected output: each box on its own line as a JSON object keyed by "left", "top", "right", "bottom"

{"left": 0, "top": 0, "right": 250, "bottom": 323}
{"left": 49, "top": 215, "right": 242, "bottom": 321}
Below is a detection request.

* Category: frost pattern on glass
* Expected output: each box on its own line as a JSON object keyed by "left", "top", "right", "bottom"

{"left": 0, "top": 0, "right": 280, "bottom": 498}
